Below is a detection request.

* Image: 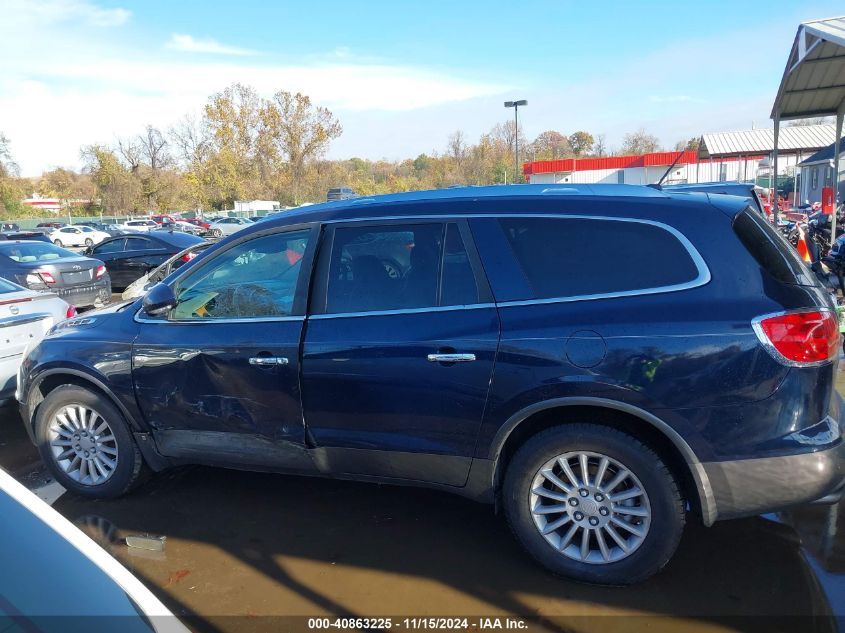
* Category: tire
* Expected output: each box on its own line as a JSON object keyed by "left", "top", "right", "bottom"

{"left": 212, "top": 228, "right": 222, "bottom": 238}
{"left": 34, "top": 385, "right": 147, "bottom": 498}
{"left": 503, "top": 423, "right": 685, "bottom": 585}
{"left": 84, "top": 238, "right": 93, "bottom": 247}
{"left": 53, "top": 239, "right": 62, "bottom": 246}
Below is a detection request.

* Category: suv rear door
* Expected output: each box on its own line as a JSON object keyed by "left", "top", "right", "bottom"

{"left": 301, "top": 219, "right": 499, "bottom": 486}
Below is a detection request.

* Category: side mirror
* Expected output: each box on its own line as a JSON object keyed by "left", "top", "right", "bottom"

{"left": 143, "top": 283, "right": 177, "bottom": 316}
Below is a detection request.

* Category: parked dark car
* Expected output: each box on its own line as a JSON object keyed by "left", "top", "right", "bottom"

{"left": 77, "top": 221, "right": 125, "bottom": 237}
{"left": 121, "top": 242, "right": 213, "bottom": 300}
{"left": 17, "top": 185, "right": 845, "bottom": 586}
{"left": 1, "top": 222, "right": 20, "bottom": 232}
{"left": 36, "top": 222, "right": 67, "bottom": 231}
{"left": 0, "top": 241, "right": 111, "bottom": 308}
{"left": 85, "top": 231, "right": 204, "bottom": 290}
{"left": 663, "top": 182, "right": 767, "bottom": 216}
{"left": 0, "top": 231, "right": 51, "bottom": 243}
{"left": 326, "top": 186, "right": 357, "bottom": 201}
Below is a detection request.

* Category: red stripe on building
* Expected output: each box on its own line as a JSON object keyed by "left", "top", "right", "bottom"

{"left": 524, "top": 151, "right": 767, "bottom": 175}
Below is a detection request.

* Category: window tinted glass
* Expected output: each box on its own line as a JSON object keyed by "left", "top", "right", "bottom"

{"left": 0, "top": 242, "right": 74, "bottom": 261}
{"left": 93, "top": 239, "right": 124, "bottom": 254}
{"left": 326, "top": 222, "right": 476, "bottom": 313}
{"left": 498, "top": 217, "right": 700, "bottom": 299}
{"left": 124, "top": 237, "right": 154, "bottom": 251}
{"left": 441, "top": 223, "right": 479, "bottom": 306}
{"left": 733, "top": 206, "right": 816, "bottom": 286}
{"left": 171, "top": 230, "right": 309, "bottom": 320}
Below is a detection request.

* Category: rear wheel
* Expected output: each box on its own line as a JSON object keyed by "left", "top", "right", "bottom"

{"left": 84, "top": 238, "right": 93, "bottom": 247}
{"left": 503, "top": 423, "right": 685, "bottom": 585}
{"left": 53, "top": 239, "right": 62, "bottom": 246}
{"left": 212, "top": 228, "right": 223, "bottom": 238}
{"left": 35, "top": 385, "right": 146, "bottom": 498}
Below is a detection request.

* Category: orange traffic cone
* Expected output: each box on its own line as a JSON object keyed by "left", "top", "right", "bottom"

{"left": 796, "top": 225, "right": 812, "bottom": 263}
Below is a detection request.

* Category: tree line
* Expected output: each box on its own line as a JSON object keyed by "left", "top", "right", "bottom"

{"left": 0, "top": 83, "right": 702, "bottom": 217}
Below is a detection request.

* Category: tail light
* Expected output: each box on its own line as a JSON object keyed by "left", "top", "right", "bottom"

{"left": 66, "top": 304, "right": 77, "bottom": 319}
{"left": 181, "top": 252, "right": 198, "bottom": 262}
{"left": 752, "top": 309, "right": 840, "bottom": 366}
{"left": 38, "top": 271, "right": 56, "bottom": 284}
{"left": 95, "top": 265, "right": 106, "bottom": 279}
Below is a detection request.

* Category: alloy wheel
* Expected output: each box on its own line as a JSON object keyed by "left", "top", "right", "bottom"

{"left": 529, "top": 451, "right": 651, "bottom": 564}
{"left": 47, "top": 404, "right": 119, "bottom": 486}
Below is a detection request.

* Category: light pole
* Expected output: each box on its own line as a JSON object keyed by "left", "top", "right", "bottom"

{"left": 504, "top": 100, "right": 527, "bottom": 183}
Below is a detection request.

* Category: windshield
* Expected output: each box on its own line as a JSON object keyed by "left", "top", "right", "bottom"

{"left": 0, "top": 278, "right": 23, "bottom": 294}
{"left": 0, "top": 242, "right": 75, "bottom": 262}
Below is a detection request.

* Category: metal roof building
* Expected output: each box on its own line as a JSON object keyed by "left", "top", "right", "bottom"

{"left": 771, "top": 15, "right": 845, "bottom": 223}
{"left": 699, "top": 124, "right": 835, "bottom": 158}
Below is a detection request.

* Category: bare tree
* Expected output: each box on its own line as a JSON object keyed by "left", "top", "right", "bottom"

{"left": 621, "top": 129, "right": 661, "bottom": 155}
{"left": 170, "top": 114, "right": 210, "bottom": 167}
{"left": 593, "top": 133, "right": 607, "bottom": 157}
{"left": 139, "top": 125, "right": 171, "bottom": 171}
{"left": 0, "top": 133, "right": 20, "bottom": 177}
{"left": 117, "top": 136, "right": 142, "bottom": 173}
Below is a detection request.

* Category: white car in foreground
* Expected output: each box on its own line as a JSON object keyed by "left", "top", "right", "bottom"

{"left": 49, "top": 225, "right": 111, "bottom": 248}
{"left": 0, "top": 467, "right": 186, "bottom": 631}
{"left": 0, "top": 278, "right": 74, "bottom": 400}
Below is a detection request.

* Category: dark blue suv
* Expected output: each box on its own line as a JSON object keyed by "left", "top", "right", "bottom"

{"left": 17, "top": 185, "right": 845, "bottom": 584}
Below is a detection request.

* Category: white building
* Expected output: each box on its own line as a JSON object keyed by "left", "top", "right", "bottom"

{"left": 233, "top": 200, "right": 282, "bottom": 213}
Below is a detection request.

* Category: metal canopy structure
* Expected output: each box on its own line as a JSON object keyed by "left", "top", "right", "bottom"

{"left": 771, "top": 16, "right": 845, "bottom": 227}
{"left": 699, "top": 125, "right": 834, "bottom": 159}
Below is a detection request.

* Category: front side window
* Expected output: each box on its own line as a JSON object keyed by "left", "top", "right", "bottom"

{"left": 325, "top": 222, "right": 478, "bottom": 314}
{"left": 93, "top": 239, "right": 124, "bottom": 254}
{"left": 497, "top": 217, "right": 701, "bottom": 300}
{"left": 170, "top": 229, "right": 310, "bottom": 320}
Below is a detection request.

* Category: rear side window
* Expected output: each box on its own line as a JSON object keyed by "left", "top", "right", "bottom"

{"left": 497, "top": 217, "right": 702, "bottom": 300}
{"left": 733, "top": 207, "right": 816, "bottom": 286}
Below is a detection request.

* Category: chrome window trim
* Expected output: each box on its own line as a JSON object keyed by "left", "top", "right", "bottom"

{"left": 134, "top": 310, "right": 304, "bottom": 325}
{"left": 319, "top": 213, "right": 710, "bottom": 312}
{"left": 309, "top": 303, "right": 496, "bottom": 320}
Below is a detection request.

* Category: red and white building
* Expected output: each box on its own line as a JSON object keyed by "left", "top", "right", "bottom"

{"left": 21, "top": 196, "right": 62, "bottom": 213}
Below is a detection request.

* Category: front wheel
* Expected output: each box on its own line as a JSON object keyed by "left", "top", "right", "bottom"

{"left": 212, "top": 228, "right": 222, "bottom": 238}
{"left": 34, "top": 385, "right": 147, "bottom": 498}
{"left": 84, "top": 238, "right": 94, "bottom": 247}
{"left": 503, "top": 423, "right": 685, "bottom": 585}
{"left": 53, "top": 239, "right": 62, "bottom": 246}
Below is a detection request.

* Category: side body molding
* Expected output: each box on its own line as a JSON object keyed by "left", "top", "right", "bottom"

{"left": 488, "top": 397, "right": 718, "bottom": 525}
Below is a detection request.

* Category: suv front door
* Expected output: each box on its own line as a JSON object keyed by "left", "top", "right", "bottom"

{"left": 131, "top": 225, "right": 317, "bottom": 470}
{"left": 302, "top": 219, "right": 500, "bottom": 486}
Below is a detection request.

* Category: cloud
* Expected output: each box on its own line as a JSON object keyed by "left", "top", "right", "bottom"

{"left": 4, "top": 0, "right": 130, "bottom": 27}
{"left": 165, "top": 33, "right": 259, "bottom": 56}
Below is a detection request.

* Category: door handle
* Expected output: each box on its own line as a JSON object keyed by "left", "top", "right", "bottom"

{"left": 427, "top": 353, "right": 476, "bottom": 363}
{"left": 249, "top": 356, "right": 289, "bottom": 366}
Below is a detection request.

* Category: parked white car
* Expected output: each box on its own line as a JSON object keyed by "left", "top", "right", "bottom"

{"left": 0, "top": 468, "right": 186, "bottom": 631}
{"left": 49, "top": 225, "right": 111, "bottom": 248}
{"left": 122, "top": 219, "right": 158, "bottom": 233}
{"left": 0, "top": 278, "right": 73, "bottom": 400}
{"left": 207, "top": 217, "right": 254, "bottom": 237}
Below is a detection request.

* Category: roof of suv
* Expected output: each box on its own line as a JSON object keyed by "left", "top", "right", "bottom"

{"left": 251, "top": 183, "right": 749, "bottom": 230}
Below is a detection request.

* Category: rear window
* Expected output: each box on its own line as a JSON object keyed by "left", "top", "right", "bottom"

{"left": 497, "top": 217, "right": 703, "bottom": 300}
{"left": 732, "top": 207, "right": 816, "bottom": 286}
{"left": 0, "top": 242, "right": 74, "bottom": 262}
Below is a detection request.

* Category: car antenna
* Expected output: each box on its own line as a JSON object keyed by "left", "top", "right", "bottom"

{"left": 648, "top": 151, "right": 686, "bottom": 190}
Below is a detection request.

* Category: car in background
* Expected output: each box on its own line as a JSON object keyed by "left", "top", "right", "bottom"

{"left": 0, "top": 278, "right": 74, "bottom": 399}
{"left": 86, "top": 231, "right": 204, "bottom": 290}
{"left": 0, "top": 241, "right": 111, "bottom": 309}
{"left": 0, "top": 468, "right": 185, "bottom": 631}
{"left": 49, "top": 225, "right": 111, "bottom": 248}
{"left": 184, "top": 218, "right": 211, "bottom": 232}
{"left": 327, "top": 187, "right": 357, "bottom": 201}
{"left": 207, "top": 216, "right": 253, "bottom": 237}
{"left": 121, "top": 219, "right": 158, "bottom": 233}
{"left": 0, "top": 230, "right": 52, "bottom": 244}
{"left": 150, "top": 214, "right": 178, "bottom": 226}
{"left": 662, "top": 182, "right": 767, "bottom": 216}
{"left": 153, "top": 220, "right": 205, "bottom": 236}
{"left": 1, "top": 222, "right": 20, "bottom": 232}
{"left": 76, "top": 222, "right": 125, "bottom": 237}
{"left": 122, "top": 242, "right": 212, "bottom": 300}
{"left": 36, "top": 222, "right": 67, "bottom": 232}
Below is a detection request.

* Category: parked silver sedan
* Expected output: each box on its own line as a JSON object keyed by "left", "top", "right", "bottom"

{"left": 207, "top": 217, "right": 253, "bottom": 238}
{"left": 0, "top": 278, "right": 73, "bottom": 400}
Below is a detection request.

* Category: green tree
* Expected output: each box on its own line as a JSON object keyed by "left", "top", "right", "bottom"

{"left": 621, "top": 129, "right": 661, "bottom": 155}
{"left": 568, "top": 131, "right": 594, "bottom": 157}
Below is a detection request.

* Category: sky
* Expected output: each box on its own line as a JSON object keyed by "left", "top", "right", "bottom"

{"left": 1, "top": 0, "right": 843, "bottom": 176}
